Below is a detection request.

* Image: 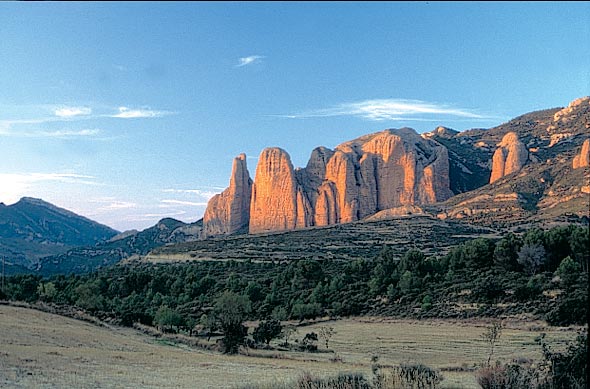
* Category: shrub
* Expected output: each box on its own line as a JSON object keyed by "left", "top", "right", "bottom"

{"left": 296, "top": 372, "right": 370, "bottom": 389}
{"left": 538, "top": 331, "right": 587, "bottom": 389}
{"left": 380, "top": 363, "right": 443, "bottom": 388}
{"left": 476, "top": 362, "right": 545, "bottom": 389}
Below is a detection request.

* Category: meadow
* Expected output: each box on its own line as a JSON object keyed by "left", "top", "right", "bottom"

{"left": 0, "top": 305, "right": 580, "bottom": 388}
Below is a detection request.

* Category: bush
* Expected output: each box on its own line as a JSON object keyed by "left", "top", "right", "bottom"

{"left": 539, "top": 331, "right": 587, "bottom": 389}
{"left": 296, "top": 372, "right": 370, "bottom": 389}
{"left": 380, "top": 363, "right": 443, "bottom": 388}
{"left": 476, "top": 362, "right": 545, "bottom": 389}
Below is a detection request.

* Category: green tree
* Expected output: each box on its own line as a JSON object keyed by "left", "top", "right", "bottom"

{"left": 493, "top": 233, "right": 522, "bottom": 271}
{"left": 555, "top": 256, "right": 581, "bottom": 290}
{"left": 213, "top": 291, "right": 251, "bottom": 354}
{"left": 570, "top": 226, "right": 589, "bottom": 273}
{"left": 252, "top": 319, "right": 282, "bottom": 345}
{"left": 75, "top": 281, "right": 104, "bottom": 312}
{"left": 421, "top": 294, "right": 433, "bottom": 311}
{"left": 271, "top": 306, "right": 288, "bottom": 321}
{"left": 398, "top": 270, "right": 418, "bottom": 294}
{"left": 199, "top": 313, "right": 217, "bottom": 340}
{"left": 291, "top": 302, "right": 322, "bottom": 321}
{"left": 153, "top": 305, "right": 184, "bottom": 332}
{"left": 37, "top": 282, "right": 57, "bottom": 302}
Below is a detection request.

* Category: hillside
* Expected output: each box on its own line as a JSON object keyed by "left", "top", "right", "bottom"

{"left": 429, "top": 97, "right": 590, "bottom": 227}
{"left": 0, "top": 197, "right": 118, "bottom": 273}
{"left": 37, "top": 218, "right": 203, "bottom": 275}
{"left": 145, "top": 216, "right": 494, "bottom": 264}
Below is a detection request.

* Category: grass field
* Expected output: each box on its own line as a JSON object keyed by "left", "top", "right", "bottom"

{"left": 0, "top": 305, "right": 580, "bottom": 388}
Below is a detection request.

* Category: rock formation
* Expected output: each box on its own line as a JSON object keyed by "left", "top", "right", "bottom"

{"left": 573, "top": 139, "right": 590, "bottom": 169}
{"left": 249, "top": 148, "right": 312, "bottom": 233}
{"left": 489, "top": 132, "right": 529, "bottom": 183}
{"left": 204, "top": 128, "right": 454, "bottom": 235}
{"left": 203, "top": 154, "right": 252, "bottom": 236}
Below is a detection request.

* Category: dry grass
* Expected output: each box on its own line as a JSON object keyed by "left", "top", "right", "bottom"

{"left": 0, "top": 306, "right": 359, "bottom": 388}
{"left": 0, "top": 306, "right": 580, "bottom": 388}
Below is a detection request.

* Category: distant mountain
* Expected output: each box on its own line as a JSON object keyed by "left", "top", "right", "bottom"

{"left": 36, "top": 218, "right": 203, "bottom": 275}
{"left": 0, "top": 197, "right": 118, "bottom": 272}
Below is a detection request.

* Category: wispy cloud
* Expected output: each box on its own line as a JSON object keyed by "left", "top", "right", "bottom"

{"left": 0, "top": 128, "right": 101, "bottom": 139}
{"left": 54, "top": 106, "right": 92, "bottom": 118}
{"left": 162, "top": 188, "right": 221, "bottom": 197}
{"left": 111, "top": 106, "right": 172, "bottom": 119}
{"left": 139, "top": 211, "right": 187, "bottom": 219}
{"left": 278, "top": 99, "right": 493, "bottom": 122}
{"left": 0, "top": 173, "right": 98, "bottom": 204}
{"left": 98, "top": 200, "right": 138, "bottom": 211}
{"left": 160, "top": 199, "right": 209, "bottom": 207}
{"left": 236, "top": 55, "right": 265, "bottom": 67}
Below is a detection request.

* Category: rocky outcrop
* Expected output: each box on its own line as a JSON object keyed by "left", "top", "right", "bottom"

{"left": 573, "top": 139, "right": 590, "bottom": 169}
{"left": 203, "top": 154, "right": 252, "bottom": 236}
{"left": 204, "top": 128, "right": 454, "bottom": 235}
{"left": 249, "top": 148, "right": 311, "bottom": 233}
{"left": 490, "top": 132, "right": 529, "bottom": 183}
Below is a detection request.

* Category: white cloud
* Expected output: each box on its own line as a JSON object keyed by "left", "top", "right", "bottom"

{"left": 0, "top": 128, "right": 102, "bottom": 138}
{"left": 111, "top": 106, "right": 171, "bottom": 119}
{"left": 137, "top": 211, "right": 187, "bottom": 219}
{"left": 97, "top": 201, "right": 138, "bottom": 211}
{"left": 236, "top": 55, "right": 265, "bottom": 67}
{"left": 54, "top": 106, "right": 92, "bottom": 118}
{"left": 281, "top": 99, "right": 491, "bottom": 122}
{"left": 160, "top": 199, "right": 209, "bottom": 207}
{"left": 162, "top": 188, "right": 221, "bottom": 198}
{"left": 0, "top": 173, "right": 98, "bottom": 204}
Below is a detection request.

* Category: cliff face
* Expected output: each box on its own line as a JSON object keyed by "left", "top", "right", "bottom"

{"left": 489, "top": 132, "right": 529, "bottom": 183}
{"left": 205, "top": 128, "right": 453, "bottom": 234}
{"left": 201, "top": 97, "right": 589, "bottom": 235}
{"left": 249, "top": 148, "right": 311, "bottom": 234}
{"left": 203, "top": 154, "right": 252, "bottom": 236}
{"left": 573, "top": 139, "right": 590, "bottom": 169}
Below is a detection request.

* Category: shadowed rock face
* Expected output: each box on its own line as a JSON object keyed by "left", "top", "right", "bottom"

{"left": 203, "top": 154, "right": 252, "bottom": 236}
{"left": 490, "top": 132, "right": 529, "bottom": 183}
{"left": 204, "top": 128, "right": 454, "bottom": 235}
{"left": 573, "top": 139, "right": 590, "bottom": 169}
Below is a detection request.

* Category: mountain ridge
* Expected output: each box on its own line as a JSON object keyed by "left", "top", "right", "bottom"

{"left": 203, "top": 96, "right": 589, "bottom": 236}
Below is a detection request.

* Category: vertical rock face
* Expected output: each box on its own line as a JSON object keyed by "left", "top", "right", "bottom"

{"left": 203, "top": 154, "right": 252, "bottom": 237}
{"left": 490, "top": 132, "right": 529, "bottom": 183}
{"left": 573, "top": 139, "right": 590, "bottom": 169}
{"left": 203, "top": 128, "right": 454, "bottom": 235}
{"left": 249, "top": 148, "right": 311, "bottom": 233}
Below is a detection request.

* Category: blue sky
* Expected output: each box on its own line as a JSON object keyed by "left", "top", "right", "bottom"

{"left": 0, "top": 2, "right": 588, "bottom": 231}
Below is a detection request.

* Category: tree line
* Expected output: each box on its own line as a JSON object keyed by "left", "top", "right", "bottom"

{"left": 1, "top": 224, "right": 587, "bottom": 350}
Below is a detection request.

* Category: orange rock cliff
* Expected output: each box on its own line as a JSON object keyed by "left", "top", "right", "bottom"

{"left": 203, "top": 128, "right": 454, "bottom": 236}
